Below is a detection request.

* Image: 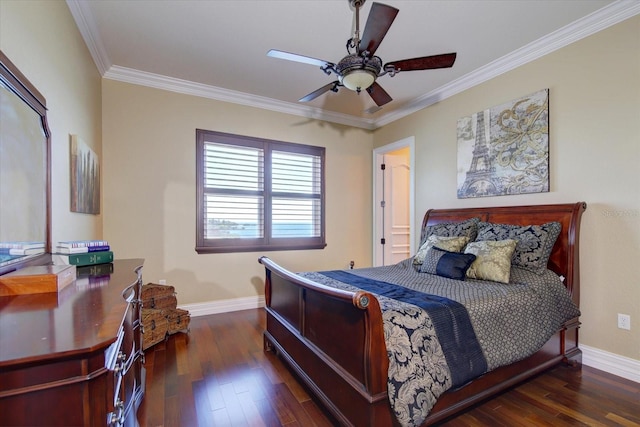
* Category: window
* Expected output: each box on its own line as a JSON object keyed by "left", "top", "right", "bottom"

{"left": 196, "top": 129, "right": 325, "bottom": 253}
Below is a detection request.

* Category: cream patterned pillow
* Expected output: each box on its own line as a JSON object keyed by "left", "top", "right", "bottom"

{"left": 413, "top": 235, "right": 470, "bottom": 267}
{"left": 464, "top": 239, "right": 517, "bottom": 284}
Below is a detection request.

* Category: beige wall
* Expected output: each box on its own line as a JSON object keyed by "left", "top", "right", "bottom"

{"left": 0, "top": 0, "right": 103, "bottom": 245}
{"left": 101, "top": 81, "right": 373, "bottom": 304}
{"left": 374, "top": 16, "right": 640, "bottom": 361}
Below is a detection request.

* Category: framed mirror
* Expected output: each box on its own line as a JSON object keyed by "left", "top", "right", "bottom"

{"left": 0, "top": 50, "right": 52, "bottom": 275}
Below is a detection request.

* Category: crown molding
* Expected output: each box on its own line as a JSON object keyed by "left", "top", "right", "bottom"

{"left": 374, "top": 0, "right": 640, "bottom": 128}
{"left": 103, "top": 65, "right": 377, "bottom": 130}
{"left": 69, "top": 0, "right": 639, "bottom": 130}
{"left": 66, "top": 0, "right": 111, "bottom": 74}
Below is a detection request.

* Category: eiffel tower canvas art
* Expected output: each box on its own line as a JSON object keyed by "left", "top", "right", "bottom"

{"left": 457, "top": 89, "right": 549, "bottom": 199}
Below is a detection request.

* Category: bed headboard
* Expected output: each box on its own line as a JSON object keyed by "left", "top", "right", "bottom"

{"left": 421, "top": 202, "right": 586, "bottom": 306}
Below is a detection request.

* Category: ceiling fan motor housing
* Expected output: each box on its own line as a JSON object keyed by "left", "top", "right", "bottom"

{"left": 337, "top": 54, "right": 382, "bottom": 91}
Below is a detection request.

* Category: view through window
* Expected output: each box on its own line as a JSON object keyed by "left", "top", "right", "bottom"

{"left": 196, "top": 130, "right": 325, "bottom": 253}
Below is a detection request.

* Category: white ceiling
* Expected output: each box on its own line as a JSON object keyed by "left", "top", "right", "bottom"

{"left": 67, "top": 0, "right": 639, "bottom": 129}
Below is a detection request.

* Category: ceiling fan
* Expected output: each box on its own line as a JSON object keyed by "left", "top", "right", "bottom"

{"left": 267, "top": 0, "right": 457, "bottom": 108}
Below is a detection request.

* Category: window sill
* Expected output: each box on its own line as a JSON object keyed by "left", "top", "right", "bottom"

{"left": 196, "top": 242, "right": 327, "bottom": 254}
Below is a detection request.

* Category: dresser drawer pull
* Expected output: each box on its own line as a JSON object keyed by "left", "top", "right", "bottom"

{"left": 113, "top": 351, "right": 127, "bottom": 376}
{"left": 108, "top": 399, "right": 124, "bottom": 426}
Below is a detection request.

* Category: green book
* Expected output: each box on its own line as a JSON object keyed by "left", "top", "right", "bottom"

{"left": 53, "top": 251, "right": 114, "bottom": 267}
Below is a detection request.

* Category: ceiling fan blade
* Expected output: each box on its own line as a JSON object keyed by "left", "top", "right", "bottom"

{"left": 299, "top": 81, "right": 340, "bottom": 103}
{"left": 359, "top": 2, "right": 399, "bottom": 56}
{"left": 366, "top": 81, "right": 392, "bottom": 107}
{"left": 267, "top": 49, "right": 333, "bottom": 68}
{"left": 385, "top": 53, "right": 457, "bottom": 72}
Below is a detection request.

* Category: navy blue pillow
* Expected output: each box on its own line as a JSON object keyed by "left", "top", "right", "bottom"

{"left": 419, "top": 246, "right": 477, "bottom": 280}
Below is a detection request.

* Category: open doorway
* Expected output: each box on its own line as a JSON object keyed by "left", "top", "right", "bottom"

{"left": 373, "top": 137, "right": 415, "bottom": 267}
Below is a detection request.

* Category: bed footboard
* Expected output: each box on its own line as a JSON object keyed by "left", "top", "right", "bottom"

{"left": 259, "top": 256, "right": 394, "bottom": 426}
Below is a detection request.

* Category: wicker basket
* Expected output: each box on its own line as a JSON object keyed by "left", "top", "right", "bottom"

{"left": 142, "top": 308, "right": 168, "bottom": 350}
{"left": 166, "top": 308, "right": 190, "bottom": 335}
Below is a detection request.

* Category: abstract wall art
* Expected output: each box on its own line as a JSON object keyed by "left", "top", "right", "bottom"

{"left": 70, "top": 134, "right": 100, "bottom": 214}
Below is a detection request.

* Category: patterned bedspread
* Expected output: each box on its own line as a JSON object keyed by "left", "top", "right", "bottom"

{"left": 299, "top": 258, "right": 580, "bottom": 427}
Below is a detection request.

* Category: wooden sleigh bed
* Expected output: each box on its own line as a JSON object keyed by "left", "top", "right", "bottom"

{"left": 259, "top": 202, "right": 586, "bottom": 426}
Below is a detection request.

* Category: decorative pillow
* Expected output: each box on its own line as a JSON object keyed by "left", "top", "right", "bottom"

{"left": 419, "top": 217, "right": 481, "bottom": 247}
{"left": 412, "top": 235, "right": 470, "bottom": 267}
{"left": 464, "top": 239, "right": 517, "bottom": 284}
{"left": 420, "top": 246, "right": 477, "bottom": 280}
{"left": 475, "top": 221, "right": 562, "bottom": 274}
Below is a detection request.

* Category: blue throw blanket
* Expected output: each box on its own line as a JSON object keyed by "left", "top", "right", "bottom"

{"left": 320, "top": 270, "right": 487, "bottom": 388}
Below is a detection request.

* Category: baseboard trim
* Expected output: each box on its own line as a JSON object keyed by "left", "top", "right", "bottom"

{"left": 180, "top": 297, "right": 639, "bottom": 384}
{"left": 581, "top": 344, "right": 640, "bottom": 383}
{"left": 179, "top": 295, "right": 265, "bottom": 317}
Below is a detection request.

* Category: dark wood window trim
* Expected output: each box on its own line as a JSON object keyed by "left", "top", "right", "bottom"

{"left": 196, "top": 129, "right": 326, "bottom": 253}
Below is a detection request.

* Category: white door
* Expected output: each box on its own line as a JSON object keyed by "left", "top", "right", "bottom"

{"left": 375, "top": 145, "right": 412, "bottom": 266}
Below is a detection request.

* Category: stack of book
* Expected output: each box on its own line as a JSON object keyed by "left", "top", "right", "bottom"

{"left": 0, "top": 241, "right": 45, "bottom": 256}
{"left": 53, "top": 240, "right": 114, "bottom": 267}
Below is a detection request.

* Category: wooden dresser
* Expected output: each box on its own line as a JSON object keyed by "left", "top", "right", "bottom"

{"left": 0, "top": 259, "right": 146, "bottom": 426}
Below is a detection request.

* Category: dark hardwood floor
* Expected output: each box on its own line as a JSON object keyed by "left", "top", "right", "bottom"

{"left": 138, "top": 309, "right": 640, "bottom": 426}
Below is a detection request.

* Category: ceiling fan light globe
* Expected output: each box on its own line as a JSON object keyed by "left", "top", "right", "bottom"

{"left": 342, "top": 70, "right": 376, "bottom": 92}
{"left": 336, "top": 54, "right": 382, "bottom": 92}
